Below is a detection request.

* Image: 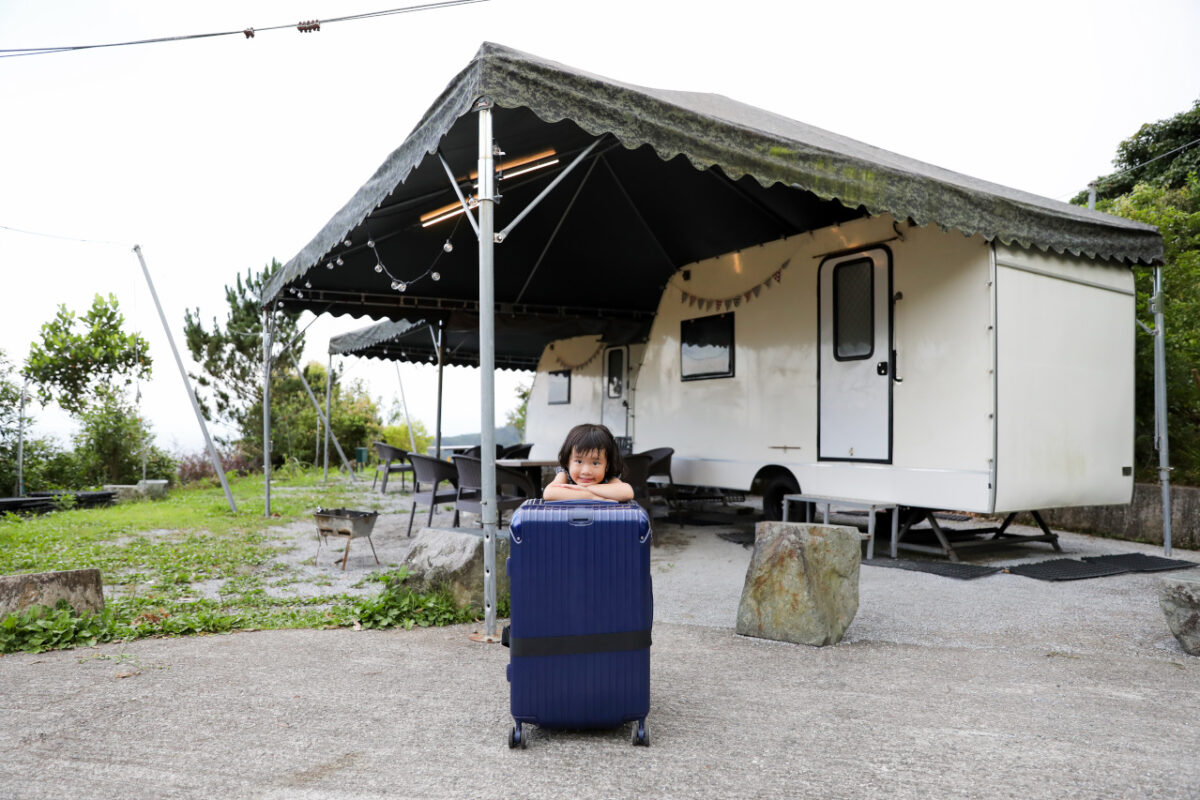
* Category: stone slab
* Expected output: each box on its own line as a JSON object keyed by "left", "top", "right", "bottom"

{"left": 402, "top": 527, "right": 509, "bottom": 610}
{"left": 1159, "top": 574, "right": 1200, "bottom": 656}
{"left": 0, "top": 569, "right": 105, "bottom": 617}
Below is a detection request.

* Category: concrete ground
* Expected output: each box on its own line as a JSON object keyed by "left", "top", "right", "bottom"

{"left": 2, "top": 501, "right": 1198, "bottom": 800}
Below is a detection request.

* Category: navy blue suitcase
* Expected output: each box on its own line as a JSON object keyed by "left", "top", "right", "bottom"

{"left": 505, "top": 499, "right": 653, "bottom": 748}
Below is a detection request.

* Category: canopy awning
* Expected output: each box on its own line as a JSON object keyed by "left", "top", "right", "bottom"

{"left": 327, "top": 313, "right": 643, "bottom": 371}
{"left": 265, "top": 42, "right": 1161, "bottom": 323}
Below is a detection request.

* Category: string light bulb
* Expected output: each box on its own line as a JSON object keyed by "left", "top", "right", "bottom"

{"left": 367, "top": 239, "right": 375, "bottom": 248}
{"left": 304, "top": 280, "right": 312, "bottom": 288}
{"left": 431, "top": 272, "right": 441, "bottom": 281}
{"left": 336, "top": 256, "right": 344, "bottom": 266}
{"left": 443, "top": 240, "right": 453, "bottom": 253}
{"left": 375, "top": 263, "right": 383, "bottom": 273}
{"left": 343, "top": 239, "right": 352, "bottom": 247}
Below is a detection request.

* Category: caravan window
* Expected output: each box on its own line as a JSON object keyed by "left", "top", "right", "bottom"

{"left": 833, "top": 258, "right": 874, "bottom": 360}
{"left": 547, "top": 369, "right": 571, "bottom": 404}
{"left": 681, "top": 313, "right": 735, "bottom": 381}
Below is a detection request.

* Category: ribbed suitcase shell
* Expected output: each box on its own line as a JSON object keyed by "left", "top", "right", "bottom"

{"left": 506, "top": 500, "right": 652, "bottom": 731}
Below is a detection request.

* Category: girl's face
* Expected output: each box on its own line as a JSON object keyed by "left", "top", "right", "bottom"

{"left": 568, "top": 447, "right": 608, "bottom": 486}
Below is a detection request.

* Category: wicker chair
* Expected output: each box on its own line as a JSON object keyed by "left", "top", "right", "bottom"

{"left": 452, "top": 455, "right": 536, "bottom": 526}
{"left": 372, "top": 442, "right": 413, "bottom": 493}
{"left": 406, "top": 454, "right": 460, "bottom": 536}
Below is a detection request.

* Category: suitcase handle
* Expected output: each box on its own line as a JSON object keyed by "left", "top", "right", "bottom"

{"left": 568, "top": 508, "right": 593, "bottom": 526}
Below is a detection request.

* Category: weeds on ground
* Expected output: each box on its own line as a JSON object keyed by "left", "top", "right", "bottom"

{"left": 0, "top": 470, "right": 494, "bottom": 654}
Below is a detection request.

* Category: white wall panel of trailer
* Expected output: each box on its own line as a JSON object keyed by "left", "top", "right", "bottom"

{"left": 526, "top": 335, "right": 606, "bottom": 461}
{"left": 633, "top": 215, "right": 997, "bottom": 511}
{"left": 992, "top": 244, "right": 1135, "bottom": 511}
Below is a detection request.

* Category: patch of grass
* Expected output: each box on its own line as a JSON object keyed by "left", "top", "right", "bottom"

{"left": 0, "top": 473, "right": 489, "bottom": 653}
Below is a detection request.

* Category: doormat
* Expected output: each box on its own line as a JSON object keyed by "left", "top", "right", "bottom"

{"left": 1081, "top": 553, "right": 1199, "bottom": 573}
{"left": 717, "top": 530, "right": 756, "bottom": 546}
{"left": 1004, "top": 558, "right": 1130, "bottom": 581}
{"left": 862, "top": 558, "right": 1001, "bottom": 580}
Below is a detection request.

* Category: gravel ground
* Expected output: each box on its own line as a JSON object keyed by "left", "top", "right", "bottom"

{"left": 3, "top": 491, "right": 1199, "bottom": 800}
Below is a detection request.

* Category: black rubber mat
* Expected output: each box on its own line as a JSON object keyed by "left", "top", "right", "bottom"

{"left": 862, "top": 559, "right": 1001, "bottom": 580}
{"left": 1004, "top": 558, "right": 1130, "bottom": 581}
{"left": 1081, "top": 553, "right": 1199, "bottom": 573}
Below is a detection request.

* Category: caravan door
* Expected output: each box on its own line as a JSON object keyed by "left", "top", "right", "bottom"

{"left": 818, "top": 248, "right": 893, "bottom": 462}
{"left": 601, "top": 345, "right": 630, "bottom": 438}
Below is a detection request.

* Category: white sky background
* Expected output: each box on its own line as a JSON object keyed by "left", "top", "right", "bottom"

{"left": 1, "top": 0, "right": 1197, "bottom": 455}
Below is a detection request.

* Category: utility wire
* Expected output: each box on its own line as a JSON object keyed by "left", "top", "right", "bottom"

{"left": 0, "top": 222, "right": 128, "bottom": 246}
{"left": 0, "top": 0, "right": 488, "bottom": 58}
{"left": 1057, "top": 134, "right": 1200, "bottom": 200}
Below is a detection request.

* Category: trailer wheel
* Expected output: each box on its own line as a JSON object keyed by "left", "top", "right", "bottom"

{"left": 761, "top": 474, "right": 800, "bottom": 521}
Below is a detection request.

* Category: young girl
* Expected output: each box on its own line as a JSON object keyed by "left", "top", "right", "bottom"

{"left": 543, "top": 423, "right": 634, "bottom": 502}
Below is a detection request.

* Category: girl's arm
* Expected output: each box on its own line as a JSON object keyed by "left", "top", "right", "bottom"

{"left": 542, "top": 475, "right": 634, "bottom": 502}
{"left": 585, "top": 478, "right": 634, "bottom": 502}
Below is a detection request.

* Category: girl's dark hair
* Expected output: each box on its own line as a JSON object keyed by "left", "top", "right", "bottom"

{"left": 558, "top": 423, "right": 624, "bottom": 483}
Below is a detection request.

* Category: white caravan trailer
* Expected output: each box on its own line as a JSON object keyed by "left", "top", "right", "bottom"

{"left": 527, "top": 212, "right": 1135, "bottom": 521}
{"left": 526, "top": 336, "right": 646, "bottom": 455}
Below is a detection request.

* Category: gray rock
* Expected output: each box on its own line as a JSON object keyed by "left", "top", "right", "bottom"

{"left": 137, "top": 479, "right": 169, "bottom": 499}
{"left": 0, "top": 569, "right": 105, "bottom": 617}
{"left": 736, "top": 522, "right": 860, "bottom": 646}
{"left": 402, "top": 528, "right": 509, "bottom": 610}
{"left": 1159, "top": 575, "right": 1200, "bottom": 656}
{"left": 102, "top": 484, "right": 142, "bottom": 502}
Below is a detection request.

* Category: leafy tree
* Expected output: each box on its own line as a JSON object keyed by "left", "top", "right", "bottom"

{"left": 71, "top": 393, "right": 177, "bottom": 485}
{"left": 1076, "top": 99, "right": 1200, "bottom": 204}
{"left": 241, "top": 360, "right": 382, "bottom": 468}
{"left": 25, "top": 294, "right": 150, "bottom": 415}
{"left": 505, "top": 381, "right": 530, "bottom": 440}
{"left": 183, "top": 260, "right": 302, "bottom": 437}
{"left": 1096, "top": 175, "right": 1200, "bottom": 483}
{"left": 380, "top": 421, "right": 433, "bottom": 456}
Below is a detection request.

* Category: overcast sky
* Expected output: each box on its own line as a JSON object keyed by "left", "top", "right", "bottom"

{"left": 1, "top": 0, "right": 1198, "bottom": 454}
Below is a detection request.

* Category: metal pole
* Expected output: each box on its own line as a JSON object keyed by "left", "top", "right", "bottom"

{"left": 15, "top": 377, "right": 28, "bottom": 497}
{"left": 324, "top": 352, "right": 333, "bottom": 481}
{"left": 395, "top": 364, "right": 418, "bottom": 452}
{"left": 288, "top": 350, "right": 357, "bottom": 477}
{"left": 435, "top": 320, "right": 445, "bottom": 459}
{"left": 471, "top": 99, "right": 501, "bottom": 643}
{"left": 1152, "top": 265, "right": 1172, "bottom": 555}
{"left": 263, "top": 308, "right": 274, "bottom": 517}
{"left": 132, "top": 245, "right": 236, "bottom": 513}
{"left": 1088, "top": 181, "right": 1097, "bottom": 210}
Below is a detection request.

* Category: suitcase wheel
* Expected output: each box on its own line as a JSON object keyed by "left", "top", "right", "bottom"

{"left": 631, "top": 719, "right": 649, "bottom": 747}
{"left": 509, "top": 724, "right": 527, "bottom": 749}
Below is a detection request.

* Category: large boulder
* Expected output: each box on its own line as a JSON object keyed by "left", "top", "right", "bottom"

{"left": 402, "top": 528, "right": 510, "bottom": 609}
{"left": 1159, "top": 575, "right": 1200, "bottom": 656}
{"left": 736, "top": 522, "right": 860, "bottom": 646}
{"left": 0, "top": 569, "right": 105, "bottom": 617}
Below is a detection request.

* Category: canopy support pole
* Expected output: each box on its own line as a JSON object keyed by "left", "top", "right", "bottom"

{"left": 470, "top": 99, "right": 501, "bottom": 644}
{"left": 133, "top": 245, "right": 236, "bottom": 513}
{"left": 15, "top": 377, "right": 28, "bottom": 497}
{"left": 395, "top": 364, "right": 418, "bottom": 452}
{"left": 323, "top": 352, "right": 332, "bottom": 481}
{"left": 437, "top": 150, "right": 481, "bottom": 239}
{"left": 287, "top": 350, "right": 357, "bottom": 477}
{"left": 1151, "top": 265, "right": 1173, "bottom": 555}
{"left": 434, "top": 320, "right": 445, "bottom": 459}
{"left": 263, "top": 308, "right": 274, "bottom": 517}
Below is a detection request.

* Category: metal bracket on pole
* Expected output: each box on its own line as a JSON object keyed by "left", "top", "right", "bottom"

{"left": 495, "top": 137, "right": 602, "bottom": 243}
{"left": 287, "top": 350, "right": 358, "bottom": 477}
{"left": 469, "top": 99, "right": 502, "bottom": 644}
{"left": 133, "top": 245, "right": 237, "bottom": 514}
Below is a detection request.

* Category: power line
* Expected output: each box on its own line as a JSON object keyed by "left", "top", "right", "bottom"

{"left": 0, "top": 0, "right": 489, "bottom": 58}
{"left": 0, "top": 222, "right": 128, "bottom": 247}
